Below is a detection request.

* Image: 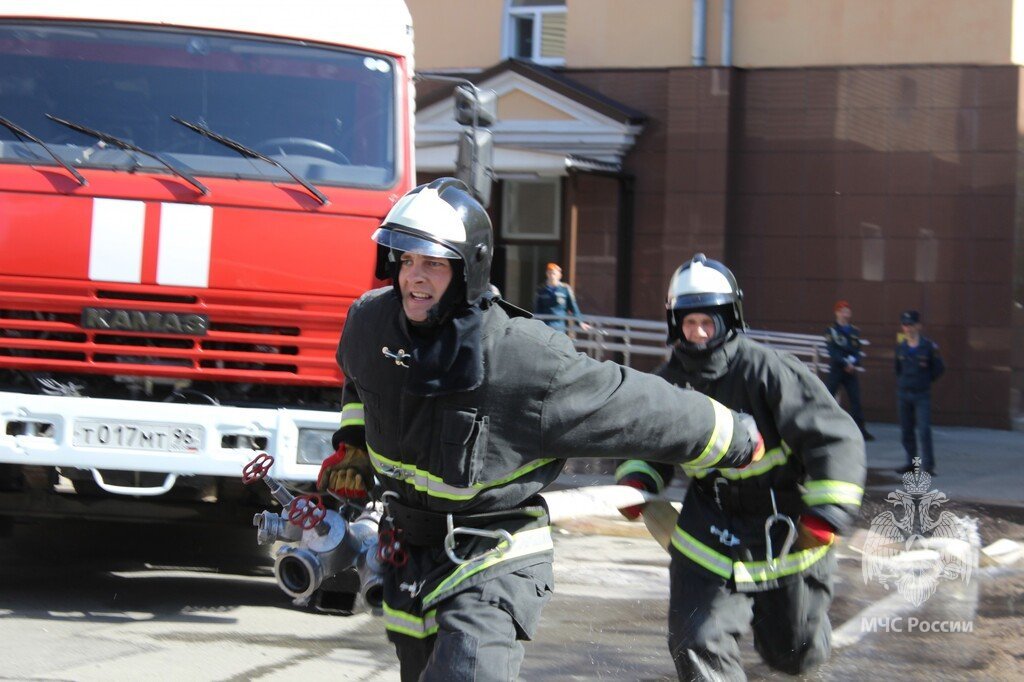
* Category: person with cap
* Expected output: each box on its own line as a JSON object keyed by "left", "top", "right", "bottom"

{"left": 317, "top": 180, "right": 766, "bottom": 682}
{"left": 824, "top": 300, "right": 873, "bottom": 440}
{"left": 533, "top": 262, "right": 591, "bottom": 333}
{"left": 616, "top": 253, "right": 865, "bottom": 681}
{"left": 895, "top": 310, "right": 944, "bottom": 475}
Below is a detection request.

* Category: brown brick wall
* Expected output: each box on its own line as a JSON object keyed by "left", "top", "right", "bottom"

{"left": 728, "top": 66, "right": 1019, "bottom": 428}
{"left": 571, "top": 69, "right": 734, "bottom": 322}
{"left": 566, "top": 64, "right": 1020, "bottom": 428}
{"left": 568, "top": 172, "right": 620, "bottom": 316}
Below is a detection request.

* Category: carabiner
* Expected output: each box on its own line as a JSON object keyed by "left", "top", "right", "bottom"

{"left": 443, "top": 513, "right": 514, "bottom": 565}
{"left": 764, "top": 488, "right": 797, "bottom": 569}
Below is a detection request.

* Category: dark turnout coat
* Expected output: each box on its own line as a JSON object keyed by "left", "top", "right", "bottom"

{"left": 335, "top": 287, "right": 757, "bottom": 638}
{"left": 618, "top": 334, "right": 865, "bottom": 592}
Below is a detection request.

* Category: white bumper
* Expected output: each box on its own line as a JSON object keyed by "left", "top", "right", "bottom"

{"left": 0, "top": 391, "right": 337, "bottom": 483}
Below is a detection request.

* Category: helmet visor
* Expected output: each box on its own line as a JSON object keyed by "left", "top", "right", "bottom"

{"left": 669, "top": 292, "right": 735, "bottom": 312}
{"left": 372, "top": 227, "right": 460, "bottom": 259}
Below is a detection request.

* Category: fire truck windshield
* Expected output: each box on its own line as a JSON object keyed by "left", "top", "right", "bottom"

{"left": 0, "top": 21, "right": 397, "bottom": 189}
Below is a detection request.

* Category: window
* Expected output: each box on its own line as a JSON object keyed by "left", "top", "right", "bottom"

{"left": 503, "top": 0, "right": 566, "bottom": 66}
{"left": 0, "top": 22, "right": 396, "bottom": 188}
{"left": 498, "top": 178, "right": 562, "bottom": 309}
{"left": 501, "top": 179, "right": 561, "bottom": 240}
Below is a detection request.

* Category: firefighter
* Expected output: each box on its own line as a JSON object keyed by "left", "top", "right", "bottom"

{"left": 616, "top": 254, "right": 865, "bottom": 681}
{"left": 318, "top": 180, "right": 765, "bottom": 682}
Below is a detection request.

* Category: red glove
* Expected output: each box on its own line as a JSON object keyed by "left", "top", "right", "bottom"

{"left": 316, "top": 444, "right": 371, "bottom": 499}
{"left": 618, "top": 478, "right": 649, "bottom": 521}
{"left": 798, "top": 515, "right": 836, "bottom": 548}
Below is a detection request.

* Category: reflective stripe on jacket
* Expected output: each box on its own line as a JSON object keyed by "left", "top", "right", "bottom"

{"left": 618, "top": 334, "right": 865, "bottom": 592}
{"left": 335, "top": 288, "right": 759, "bottom": 627}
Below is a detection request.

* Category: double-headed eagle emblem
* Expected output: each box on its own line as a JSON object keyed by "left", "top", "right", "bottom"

{"left": 862, "top": 459, "right": 978, "bottom": 606}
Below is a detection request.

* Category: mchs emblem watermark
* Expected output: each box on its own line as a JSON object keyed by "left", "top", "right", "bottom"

{"left": 862, "top": 458, "right": 979, "bottom": 608}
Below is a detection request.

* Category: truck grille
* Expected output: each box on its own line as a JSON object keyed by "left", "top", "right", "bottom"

{"left": 0, "top": 279, "right": 345, "bottom": 386}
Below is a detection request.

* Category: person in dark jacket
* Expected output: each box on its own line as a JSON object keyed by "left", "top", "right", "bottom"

{"left": 533, "top": 262, "right": 591, "bottom": 333}
{"left": 825, "top": 300, "right": 873, "bottom": 440}
{"left": 317, "top": 180, "right": 765, "bottom": 682}
{"left": 895, "top": 310, "right": 944, "bottom": 475}
{"left": 617, "top": 253, "right": 865, "bottom": 681}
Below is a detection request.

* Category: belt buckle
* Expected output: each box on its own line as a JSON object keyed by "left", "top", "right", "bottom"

{"left": 443, "top": 513, "right": 514, "bottom": 565}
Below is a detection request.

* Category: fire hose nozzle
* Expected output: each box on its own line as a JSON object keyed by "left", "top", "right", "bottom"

{"left": 358, "top": 538, "right": 385, "bottom": 609}
{"left": 274, "top": 546, "right": 325, "bottom": 601}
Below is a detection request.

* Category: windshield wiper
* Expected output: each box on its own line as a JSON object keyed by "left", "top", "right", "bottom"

{"left": 45, "top": 114, "right": 208, "bottom": 196}
{"left": 0, "top": 115, "right": 88, "bottom": 186}
{"left": 170, "top": 116, "right": 328, "bottom": 206}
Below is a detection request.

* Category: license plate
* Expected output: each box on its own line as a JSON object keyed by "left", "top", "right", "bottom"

{"left": 72, "top": 419, "right": 204, "bottom": 453}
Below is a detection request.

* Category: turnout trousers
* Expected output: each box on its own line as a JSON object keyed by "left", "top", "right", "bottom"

{"left": 667, "top": 554, "right": 835, "bottom": 681}
{"left": 391, "top": 566, "right": 552, "bottom": 682}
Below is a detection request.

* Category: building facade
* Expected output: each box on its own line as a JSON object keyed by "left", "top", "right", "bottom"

{"left": 406, "top": 0, "right": 1024, "bottom": 430}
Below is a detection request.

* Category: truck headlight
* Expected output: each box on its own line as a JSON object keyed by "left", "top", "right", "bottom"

{"left": 297, "top": 428, "right": 335, "bottom": 465}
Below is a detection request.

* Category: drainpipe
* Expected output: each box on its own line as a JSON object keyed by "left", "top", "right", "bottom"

{"left": 721, "top": 0, "right": 734, "bottom": 66}
{"left": 692, "top": 0, "right": 707, "bottom": 66}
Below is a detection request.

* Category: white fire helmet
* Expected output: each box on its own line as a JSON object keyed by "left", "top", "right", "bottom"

{"left": 665, "top": 253, "right": 745, "bottom": 342}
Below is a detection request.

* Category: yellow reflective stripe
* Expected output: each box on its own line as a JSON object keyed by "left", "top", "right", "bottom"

{"left": 383, "top": 603, "right": 438, "bottom": 638}
{"left": 367, "top": 443, "right": 556, "bottom": 501}
{"left": 615, "top": 460, "right": 665, "bottom": 492}
{"left": 684, "top": 442, "right": 792, "bottom": 480}
{"left": 672, "top": 523, "right": 832, "bottom": 583}
{"left": 340, "top": 402, "right": 364, "bottom": 428}
{"left": 670, "top": 527, "right": 733, "bottom": 579}
{"left": 733, "top": 543, "right": 832, "bottom": 584}
{"left": 423, "top": 526, "right": 554, "bottom": 607}
{"left": 687, "top": 398, "right": 735, "bottom": 470}
{"left": 802, "top": 480, "right": 864, "bottom": 506}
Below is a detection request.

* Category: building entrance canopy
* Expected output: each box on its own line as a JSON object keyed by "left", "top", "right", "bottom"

{"left": 415, "top": 59, "right": 645, "bottom": 176}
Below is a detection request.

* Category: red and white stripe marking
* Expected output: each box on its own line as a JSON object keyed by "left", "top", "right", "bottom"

{"left": 89, "top": 199, "right": 212, "bottom": 287}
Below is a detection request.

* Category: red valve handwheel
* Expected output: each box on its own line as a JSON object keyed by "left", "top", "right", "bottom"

{"left": 242, "top": 453, "right": 275, "bottom": 484}
{"left": 287, "top": 494, "right": 327, "bottom": 530}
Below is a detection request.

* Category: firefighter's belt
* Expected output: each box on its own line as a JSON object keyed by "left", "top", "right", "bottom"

{"left": 385, "top": 496, "right": 549, "bottom": 547}
{"left": 693, "top": 478, "right": 802, "bottom": 516}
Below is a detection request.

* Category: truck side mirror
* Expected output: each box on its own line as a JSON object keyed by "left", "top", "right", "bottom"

{"left": 454, "top": 85, "right": 496, "bottom": 128}
{"left": 455, "top": 128, "right": 493, "bottom": 209}
{"left": 417, "top": 73, "right": 498, "bottom": 208}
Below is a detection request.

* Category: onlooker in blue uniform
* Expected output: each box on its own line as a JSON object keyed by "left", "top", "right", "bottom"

{"left": 895, "top": 310, "right": 944, "bottom": 475}
{"left": 825, "top": 300, "right": 873, "bottom": 440}
{"left": 533, "top": 262, "right": 590, "bottom": 333}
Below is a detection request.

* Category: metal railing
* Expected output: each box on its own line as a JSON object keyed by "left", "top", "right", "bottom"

{"left": 535, "top": 314, "right": 867, "bottom": 375}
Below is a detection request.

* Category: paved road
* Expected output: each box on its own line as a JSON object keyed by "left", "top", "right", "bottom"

{"left": 1, "top": 506, "right": 1021, "bottom": 681}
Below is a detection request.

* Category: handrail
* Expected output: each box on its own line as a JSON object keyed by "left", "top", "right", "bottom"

{"left": 533, "top": 313, "right": 867, "bottom": 375}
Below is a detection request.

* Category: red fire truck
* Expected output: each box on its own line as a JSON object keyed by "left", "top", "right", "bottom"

{"left": 0, "top": 1, "right": 417, "bottom": 525}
